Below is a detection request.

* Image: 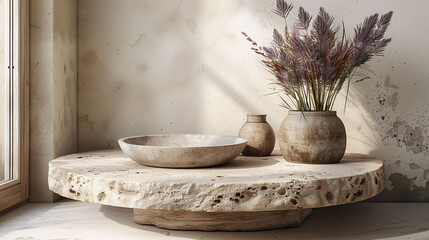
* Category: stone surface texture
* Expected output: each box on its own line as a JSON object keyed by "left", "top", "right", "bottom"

{"left": 118, "top": 134, "right": 247, "bottom": 168}
{"left": 48, "top": 150, "right": 384, "bottom": 211}
{"left": 133, "top": 208, "right": 312, "bottom": 231}
{"left": 30, "top": 0, "right": 77, "bottom": 202}
{"left": 77, "top": 0, "right": 429, "bottom": 201}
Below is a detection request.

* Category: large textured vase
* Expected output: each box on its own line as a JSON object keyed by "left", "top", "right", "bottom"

{"left": 279, "top": 111, "right": 346, "bottom": 164}
{"left": 238, "top": 114, "right": 275, "bottom": 156}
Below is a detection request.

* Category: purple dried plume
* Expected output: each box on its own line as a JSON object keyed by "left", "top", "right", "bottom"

{"left": 243, "top": 0, "right": 393, "bottom": 111}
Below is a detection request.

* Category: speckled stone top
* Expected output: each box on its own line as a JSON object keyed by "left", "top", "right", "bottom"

{"left": 48, "top": 150, "right": 384, "bottom": 211}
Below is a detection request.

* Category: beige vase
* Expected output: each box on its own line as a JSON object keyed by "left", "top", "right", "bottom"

{"left": 279, "top": 111, "right": 346, "bottom": 164}
{"left": 238, "top": 114, "right": 275, "bottom": 156}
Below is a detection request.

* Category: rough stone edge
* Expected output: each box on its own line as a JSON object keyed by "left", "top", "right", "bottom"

{"left": 49, "top": 159, "right": 384, "bottom": 212}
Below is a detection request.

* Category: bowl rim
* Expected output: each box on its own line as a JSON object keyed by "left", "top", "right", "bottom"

{"left": 118, "top": 134, "right": 248, "bottom": 149}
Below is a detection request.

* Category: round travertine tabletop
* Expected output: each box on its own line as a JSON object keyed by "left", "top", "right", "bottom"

{"left": 48, "top": 150, "right": 384, "bottom": 231}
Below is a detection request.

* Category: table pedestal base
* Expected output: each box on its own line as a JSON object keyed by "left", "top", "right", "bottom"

{"left": 133, "top": 208, "right": 312, "bottom": 231}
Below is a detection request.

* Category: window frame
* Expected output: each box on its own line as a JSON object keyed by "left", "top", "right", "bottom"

{"left": 0, "top": 0, "right": 29, "bottom": 212}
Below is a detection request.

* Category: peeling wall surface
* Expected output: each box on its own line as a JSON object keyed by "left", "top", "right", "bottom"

{"left": 78, "top": 0, "right": 429, "bottom": 201}
{"left": 30, "top": 0, "right": 77, "bottom": 202}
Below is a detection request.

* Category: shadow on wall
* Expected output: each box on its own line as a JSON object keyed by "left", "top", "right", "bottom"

{"left": 344, "top": 64, "right": 429, "bottom": 201}
{"left": 78, "top": 1, "right": 206, "bottom": 151}
{"left": 324, "top": 2, "right": 429, "bottom": 202}
{"left": 77, "top": 0, "right": 278, "bottom": 152}
{"left": 77, "top": 0, "right": 429, "bottom": 201}
{"left": 349, "top": 73, "right": 429, "bottom": 202}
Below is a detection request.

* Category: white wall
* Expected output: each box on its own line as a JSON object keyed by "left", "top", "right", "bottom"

{"left": 78, "top": 0, "right": 429, "bottom": 201}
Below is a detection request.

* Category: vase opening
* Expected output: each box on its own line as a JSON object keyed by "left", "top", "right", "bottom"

{"left": 287, "top": 111, "right": 337, "bottom": 116}
{"left": 246, "top": 114, "right": 267, "bottom": 123}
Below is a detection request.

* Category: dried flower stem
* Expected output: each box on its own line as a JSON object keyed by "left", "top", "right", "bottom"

{"left": 243, "top": 0, "right": 393, "bottom": 111}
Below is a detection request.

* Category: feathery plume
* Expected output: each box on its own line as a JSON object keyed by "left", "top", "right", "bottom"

{"left": 242, "top": 2, "right": 393, "bottom": 111}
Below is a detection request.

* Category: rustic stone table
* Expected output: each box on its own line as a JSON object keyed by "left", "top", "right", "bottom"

{"left": 48, "top": 150, "right": 384, "bottom": 231}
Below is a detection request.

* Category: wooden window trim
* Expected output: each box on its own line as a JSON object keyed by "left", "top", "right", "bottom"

{"left": 0, "top": 0, "right": 29, "bottom": 212}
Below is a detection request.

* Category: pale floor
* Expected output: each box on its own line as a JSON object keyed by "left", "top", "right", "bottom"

{"left": 0, "top": 200, "right": 428, "bottom": 240}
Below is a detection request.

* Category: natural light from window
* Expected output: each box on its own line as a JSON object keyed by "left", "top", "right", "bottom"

{"left": 0, "top": 0, "right": 10, "bottom": 184}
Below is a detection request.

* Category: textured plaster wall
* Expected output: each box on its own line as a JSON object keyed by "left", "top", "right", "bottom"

{"left": 30, "top": 0, "right": 77, "bottom": 202}
{"left": 53, "top": 1, "right": 78, "bottom": 159}
{"left": 78, "top": 0, "right": 429, "bottom": 201}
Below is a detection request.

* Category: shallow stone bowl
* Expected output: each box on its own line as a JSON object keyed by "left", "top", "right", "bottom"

{"left": 118, "top": 134, "right": 248, "bottom": 168}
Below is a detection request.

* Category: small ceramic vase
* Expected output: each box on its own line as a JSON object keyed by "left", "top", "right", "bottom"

{"left": 238, "top": 114, "right": 275, "bottom": 156}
